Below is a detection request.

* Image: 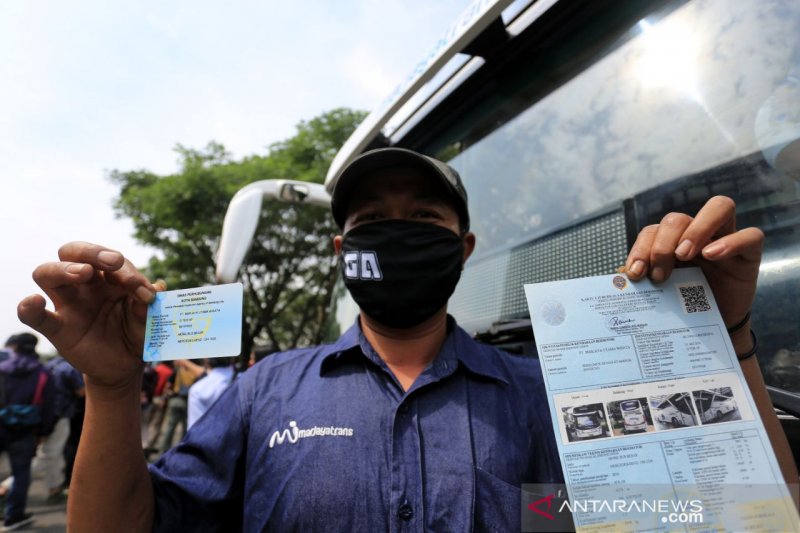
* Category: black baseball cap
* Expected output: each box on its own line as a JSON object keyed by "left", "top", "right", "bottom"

{"left": 330, "top": 147, "right": 470, "bottom": 231}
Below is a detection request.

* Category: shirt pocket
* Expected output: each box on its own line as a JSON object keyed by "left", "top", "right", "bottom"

{"left": 473, "top": 467, "right": 574, "bottom": 533}
{"left": 473, "top": 466, "right": 523, "bottom": 532}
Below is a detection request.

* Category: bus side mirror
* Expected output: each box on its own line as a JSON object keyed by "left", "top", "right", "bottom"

{"left": 216, "top": 180, "right": 331, "bottom": 283}
{"left": 279, "top": 183, "right": 310, "bottom": 203}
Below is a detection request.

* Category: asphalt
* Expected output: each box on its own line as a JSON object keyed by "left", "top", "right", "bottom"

{"left": 0, "top": 459, "right": 66, "bottom": 532}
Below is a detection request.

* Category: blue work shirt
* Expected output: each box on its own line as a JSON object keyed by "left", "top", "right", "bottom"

{"left": 149, "top": 317, "right": 563, "bottom": 531}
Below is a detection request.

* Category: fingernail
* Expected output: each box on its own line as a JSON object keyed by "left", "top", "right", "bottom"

{"left": 66, "top": 264, "right": 86, "bottom": 274}
{"left": 98, "top": 251, "right": 121, "bottom": 267}
{"left": 651, "top": 266, "right": 665, "bottom": 283}
{"left": 136, "top": 286, "right": 155, "bottom": 304}
{"left": 629, "top": 260, "right": 645, "bottom": 277}
{"left": 703, "top": 242, "right": 724, "bottom": 258}
{"left": 675, "top": 239, "right": 693, "bottom": 258}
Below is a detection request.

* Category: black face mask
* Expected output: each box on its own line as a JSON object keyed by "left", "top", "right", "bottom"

{"left": 341, "top": 219, "right": 465, "bottom": 328}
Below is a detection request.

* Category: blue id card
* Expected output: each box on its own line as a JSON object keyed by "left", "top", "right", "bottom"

{"left": 143, "top": 283, "right": 243, "bottom": 362}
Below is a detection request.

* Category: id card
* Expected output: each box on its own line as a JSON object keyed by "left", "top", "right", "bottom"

{"left": 143, "top": 283, "right": 243, "bottom": 362}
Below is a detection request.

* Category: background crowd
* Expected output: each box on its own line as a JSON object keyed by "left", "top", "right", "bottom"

{"left": 0, "top": 330, "right": 273, "bottom": 530}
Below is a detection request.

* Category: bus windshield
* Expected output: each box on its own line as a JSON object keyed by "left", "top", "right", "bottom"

{"left": 426, "top": 0, "right": 800, "bottom": 392}
{"left": 441, "top": 0, "right": 799, "bottom": 257}
{"left": 575, "top": 414, "right": 600, "bottom": 429}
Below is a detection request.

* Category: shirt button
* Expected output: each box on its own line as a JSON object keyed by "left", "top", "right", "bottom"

{"left": 398, "top": 503, "right": 414, "bottom": 521}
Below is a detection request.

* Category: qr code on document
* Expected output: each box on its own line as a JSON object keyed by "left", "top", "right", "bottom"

{"left": 677, "top": 284, "right": 712, "bottom": 313}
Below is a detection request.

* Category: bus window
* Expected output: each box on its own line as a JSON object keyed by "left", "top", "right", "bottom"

{"left": 424, "top": 0, "right": 800, "bottom": 391}
{"left": 563, "top": 404, "right": 610, "bottom": 441}
{"left": 323, "top": 0, "right": 800, "bottom": 396}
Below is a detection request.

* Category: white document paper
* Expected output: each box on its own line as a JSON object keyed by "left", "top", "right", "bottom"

{"left": 525, "top": 268, "right": 799, "bottom": 532}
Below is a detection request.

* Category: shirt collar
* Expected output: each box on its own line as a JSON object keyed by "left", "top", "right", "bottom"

{"left": 320, "top": 316, "right": 510, "bottom": 385}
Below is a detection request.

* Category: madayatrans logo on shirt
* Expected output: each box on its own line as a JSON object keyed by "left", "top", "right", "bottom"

{"left": 269, "top": 420, "right": 355, "bottom": 448}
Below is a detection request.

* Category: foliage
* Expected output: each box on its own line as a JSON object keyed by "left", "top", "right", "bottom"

{"left": 110, "top": 108, "right": 366, "bottom": 356}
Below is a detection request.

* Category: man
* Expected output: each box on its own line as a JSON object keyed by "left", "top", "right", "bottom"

{"left": 142, "top": 361, "right": 174, "bottom": 455}
{"left": 17, "top": 148, "right": 797, "bottom": 530}
{"left": 186, "top": 358, "right": 236, "bottom": 429}
{"left": 154, "top": 360, "right": 200, "bottom": 456}
{"left": 0, "top": 333, "right": 55, "bottom": 531}
{"left": 0, "top": 353, "right": 84, "bottom": 504}
{"left": 40, "top": 355, "right": 84, "bottom": 502}
{"left": 0, "top": 336, "right": 17, "bottom": 364}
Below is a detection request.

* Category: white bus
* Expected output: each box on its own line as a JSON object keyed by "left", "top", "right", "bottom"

{"left": 693, "top": 389, "right": 738, "bottom": 424}
{"left": 653, "top": 393, "right": 697, "bottom": 428}
{"left": 218, "top": 0, "right": 800, "bottom": 456}
{"left": 565, "top": 405, "right": 605, "bottom": 440}
{"left": 620, "top": 399, "right": 648, "bottom": 433}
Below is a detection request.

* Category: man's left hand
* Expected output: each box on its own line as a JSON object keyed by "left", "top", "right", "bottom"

{"left": 623, "top": 195, "right": 763, "bottom": 330}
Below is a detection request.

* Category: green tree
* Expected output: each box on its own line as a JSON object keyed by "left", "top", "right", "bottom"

{"left": 110, "top": 108, "right": 366, "bottom": 358}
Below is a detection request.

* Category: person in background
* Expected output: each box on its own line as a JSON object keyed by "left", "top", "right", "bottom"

{"left": 187, "top": 358, "right": 236, "bottom": 429}
{"left": 143, "top": 361, "right": 174, "bottom": 458}
{"left": 61, "top": 392, "right": 85, "bottom": 493}
{"left": 39, "top": 355, "right": 84, "bottom": 503}
{"left": 151, "top": 361, "right": 174, "bottom": 399}
{"left": 140, "top": 364, "right": 157, "bottom": 448}
{"left": 154, "top": 360, "right": 200, "bottom": 455}
{"left": 0, "top": 333, "right": 55, "bottom": 531}
{"left": 0, "top": 337, "right": 17, "bottom": 364}
{"left": 2, "top": 354, "right": 85, "bottom": 504}
{"left": 0, "top": 337, "right": 18, "bottom": 506}
{"left": 248, "top": 345, "right": 274, "bottom": 368}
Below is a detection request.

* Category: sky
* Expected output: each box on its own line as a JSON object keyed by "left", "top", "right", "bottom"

{"left": 0, "top": 0, "right": 469, "bottom": 354}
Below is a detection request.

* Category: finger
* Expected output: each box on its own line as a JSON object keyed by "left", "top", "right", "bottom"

{"left": 154, "top": 279, "right": 168, "bottom": 292}
{"left": 649, "top": 213, "right": 693, "bottom": 282}
{"left": 17, "top": 294, "right": 63, "bottom": 340}
{"left": 31, "top": 262, "right": 96, "bottom": 307}
{"left": 701, "top": 226, "right": 764, "bottom": 263}
{"left": 58, "top": 241, "right": 126, "bottom": 271}
{"left": 57, "top": 241, "right": 156, "bottom": 302}
{"left": 100, "top": 257, "right": 156, "bottom": 304}
{"left": 131, "top": 299, "right": 150, "bottom": 322}
{"left": 674, "top": 196, "right": 736, "bottom": 261}
{"left": 625, "top": 225, "right": 658, "bottom": 280}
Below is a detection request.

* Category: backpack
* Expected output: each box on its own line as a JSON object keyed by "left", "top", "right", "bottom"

{"left": 0, "top": 370, "right": 48, "bottom": 427}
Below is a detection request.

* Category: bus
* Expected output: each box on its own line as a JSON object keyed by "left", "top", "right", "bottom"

{"left": 217, "top": 0, "right": 800, "bottom": 459}
{"left": 564, "top": 405, "right": 606, "bottom": 440}
{"left": 652, "top": 393, "right": 698, "bottom": 428}
{"left": 620, "top": 399, "right": 648, "bottom": 433}
{"left": 693, "top": 388, "right": 739, "bottom": 424}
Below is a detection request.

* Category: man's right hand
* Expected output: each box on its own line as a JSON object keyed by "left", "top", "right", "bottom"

{"left": 17, "top": 242, "right": 161, "bottom": 390}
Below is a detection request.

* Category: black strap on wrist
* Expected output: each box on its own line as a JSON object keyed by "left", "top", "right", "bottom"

{"left": 727, "top": 311, "right": 751, "bottom": 334}
{"left": 737, "top": 330, "right": 758, "bottom": 361}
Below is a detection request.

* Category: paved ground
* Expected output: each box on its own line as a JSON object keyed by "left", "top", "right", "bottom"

{"left": 0, "top": 461, "right": 66, "bottom": 532}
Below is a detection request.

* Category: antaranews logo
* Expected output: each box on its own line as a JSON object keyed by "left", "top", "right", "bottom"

{"left": 524, "top": 491, "right": 704, "bottom": 531}
{"left": 527, "top": 494, "right": 557, "bottom": 520}
{"left": 269, "top": 420, "right": 354, "bottom": 448}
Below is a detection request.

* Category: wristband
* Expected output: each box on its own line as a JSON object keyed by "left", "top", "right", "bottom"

{"left": 726, "top": 311, "right": 751, "bottom": 334}
{"left": 736, "top": 330, "right": 758, "bottom": 361}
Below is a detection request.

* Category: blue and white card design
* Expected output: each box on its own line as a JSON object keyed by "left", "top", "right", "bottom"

{"left": 143, "top": 283, "right": 242, "bottom": 362}
{"left": 524, "top": 268, "right": 799, "bottom": 532}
